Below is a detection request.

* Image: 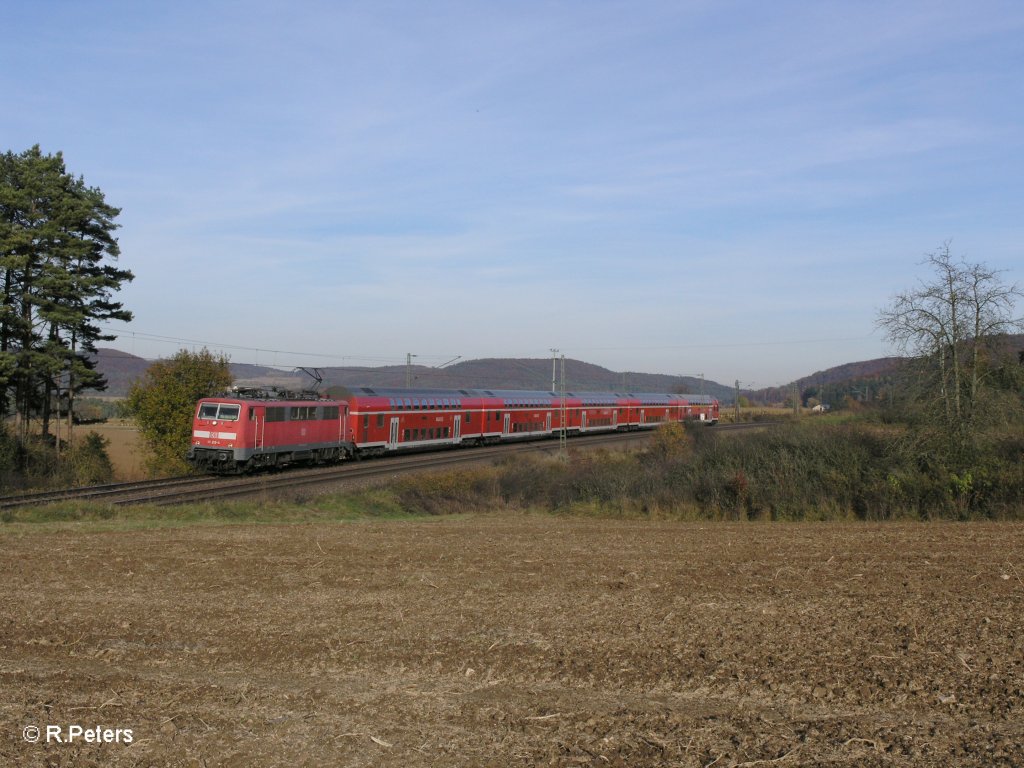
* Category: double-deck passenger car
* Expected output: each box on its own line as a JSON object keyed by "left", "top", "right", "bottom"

{"left": 188, "top": 385, "right": 718, "bottom": 473}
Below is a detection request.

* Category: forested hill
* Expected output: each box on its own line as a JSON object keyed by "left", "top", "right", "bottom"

{"left": 748, "top": 333, "right": 1024, "bottom": 406}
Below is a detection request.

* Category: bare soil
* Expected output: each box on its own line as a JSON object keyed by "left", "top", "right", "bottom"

{"left": 2, "top": 516, "right": 1022, "bottom": 767}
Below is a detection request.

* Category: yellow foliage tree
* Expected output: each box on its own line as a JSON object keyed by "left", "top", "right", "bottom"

{"left": 126, "top": 348, "right": 232, "bottom": 476}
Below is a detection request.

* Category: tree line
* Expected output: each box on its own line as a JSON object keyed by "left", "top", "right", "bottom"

{"left": 1, "top": 145, "right": 133, "bottom": 467}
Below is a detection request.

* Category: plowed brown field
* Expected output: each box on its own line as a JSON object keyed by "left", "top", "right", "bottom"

{"left": 2, "top": 516, "right": 1022, "bottom": 767}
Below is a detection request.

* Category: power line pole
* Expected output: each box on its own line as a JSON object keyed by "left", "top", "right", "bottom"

{"left": 559, "top": 354, "right": 567, "bottom": 457}
{"left": 735, "top": 380, "right": 741, "bottom": 422}
{"left": 550, "top": 348, "right": 558, "bottom": 392}
{"left": 405, "top": 352, "right": 417, "bottom": 388}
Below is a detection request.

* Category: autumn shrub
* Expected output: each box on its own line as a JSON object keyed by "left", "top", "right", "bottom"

{"left": 0, "top": 423, "right": 21, "bottom": 489}
{"left": 380, "top": 420, "right": 1024, "bottom": 521}
{"left": 65, "top": 431, "right": 115, "bottom": 486}
{"left": 0, "top": 427, "right": 114, "bottom": 492}
{"left": 391, "top": 466, "right": 499, "bottom": 515}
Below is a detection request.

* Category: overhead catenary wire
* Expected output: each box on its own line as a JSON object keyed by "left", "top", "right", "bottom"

{"left": 100, "top": 325, "right": 881, "bottom": 364}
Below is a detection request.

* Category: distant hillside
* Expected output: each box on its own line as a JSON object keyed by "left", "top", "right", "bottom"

{"left": 89, "top": 333, "right": 1024, "bottom": 406}
{"left": 89, "top": 349, "right": 332, "bottom": 396}
{"left": 330, "top": 357, "right": 728, "bottom": 399}
{"left": 88, "top": 349, "right": 730, "bottom": 399}
{"left": 88, "top": 349, "right": 153, "bottom": 395}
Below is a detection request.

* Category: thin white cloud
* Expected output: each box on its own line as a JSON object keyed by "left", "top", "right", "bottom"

{"left": 3, "top": 0, "right": 1022, "bottom": 384}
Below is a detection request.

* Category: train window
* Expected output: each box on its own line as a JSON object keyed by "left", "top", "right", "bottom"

{"left": 199, "top": 403, "right": 240, "bottom": 421}
{"left": 363, "top": 415, "right": 369, "bottom": 431}
{"left": 376, "top": 415, "right": 384, "bottom": 428}
{"left": 266, "top": 407, "right": 285, "bottom": 422}
{"left": 249, "top": 409, "right": 256, "bottom": 421}
{"left": 322, "top": 406, "right": 339, "bottom": 420}
{"left": 404, "top": 398, "right": 412, "bottom": 409}
{"left": 403, "top": 429, "right": 410, "bottom": 441}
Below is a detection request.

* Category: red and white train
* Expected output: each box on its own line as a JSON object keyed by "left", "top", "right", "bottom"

{"left": 187, "top": 386, "right": 719, "bottom": 473}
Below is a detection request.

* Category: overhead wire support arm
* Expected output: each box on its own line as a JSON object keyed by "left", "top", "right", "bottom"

{"left": 296, "top": 367, "right": 324, "bottom": 386}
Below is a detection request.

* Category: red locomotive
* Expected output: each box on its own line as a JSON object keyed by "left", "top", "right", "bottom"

{"left": 188, "top": 385, "right": 719, "bottom": 473}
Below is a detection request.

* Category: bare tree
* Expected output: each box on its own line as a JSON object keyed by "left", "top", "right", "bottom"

{"left": 878, "top": 243, "right": 1023, "bottom": 454}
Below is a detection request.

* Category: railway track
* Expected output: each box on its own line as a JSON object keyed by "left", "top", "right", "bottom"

{"left": 0, "top": 422, "right": 770, "bottom": 511}
{"left": 0, "top": 475, "right": 235, "bottom": 511}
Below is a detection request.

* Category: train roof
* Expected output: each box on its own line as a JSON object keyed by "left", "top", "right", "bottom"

{"left": 348, "top": 386, "right": 715, "bottom": 405}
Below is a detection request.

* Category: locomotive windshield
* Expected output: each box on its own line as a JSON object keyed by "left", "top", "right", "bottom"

{"left": 198, "top": 403, "right": 241, "bottom": 421}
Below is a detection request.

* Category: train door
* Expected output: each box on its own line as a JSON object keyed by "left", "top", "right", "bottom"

{"left": 453, "top": 413, "right": 462, "bottom": 444}
{"left": 251, "top": 406, "right": 264, "bottom": 450}
{"left": 612, "top": 409, "right": 618, "bottom": 429}
{"left": 640, "top": 408, "right": 646, "bottom": 426}
{"left": 388, "top": 417, "right": 400, "bottom": 450}
{"left": 503, "top": 412, "right": 511, "bottom": 436}
{"left": 581, "top": 411, "right": 588, "bottom": 431}
{"left": 546, "top": 413, "right": 552, "bottom": 433}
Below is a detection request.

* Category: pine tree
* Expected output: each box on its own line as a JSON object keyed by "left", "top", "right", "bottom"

{"left": 0, "top": 145, "right": 133, "bottom": 455}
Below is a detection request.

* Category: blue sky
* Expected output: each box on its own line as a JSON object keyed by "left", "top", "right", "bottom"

{"left": 3, "top": 1, "right": 1022, "bottom": 388}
